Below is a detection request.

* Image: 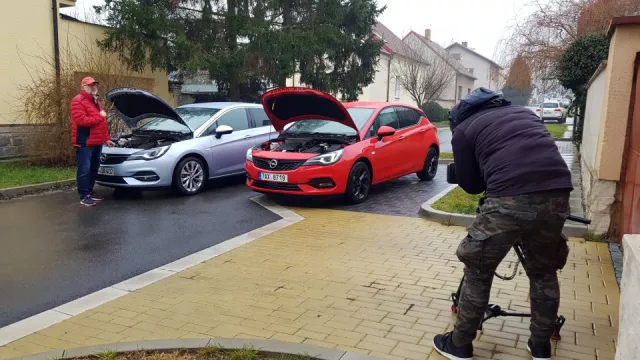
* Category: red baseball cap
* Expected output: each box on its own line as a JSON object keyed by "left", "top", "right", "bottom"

{"left": 80, "top": 77, "right": 99, "bottom": 85}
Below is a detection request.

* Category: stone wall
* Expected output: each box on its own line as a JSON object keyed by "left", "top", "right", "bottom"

{"left": 582, "top": 156, "right": 617, "bottom": 235}
{"left": 616, "top": 235, "right": 640, "bottom": 360}
{"left": 0, "top": 125, "right": 32, "bottom": 159}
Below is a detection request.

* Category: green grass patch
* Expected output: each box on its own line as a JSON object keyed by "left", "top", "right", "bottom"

{"left": 0, "top": 162, "right": 75, "bottom": 189}
{"left": 228, "top": 348, "right": 259, "bottom": 360}
{"left": 545, "top": 124, "right": 569, "bottom": 139}
{"left": 432, "top": 187, "right": 484, "bottom": 215}
{"left": 584, "top": 232, "right": 608, "bottom": 243}
{"left": 440, "top": 152, "right": 453, "bottom": 160}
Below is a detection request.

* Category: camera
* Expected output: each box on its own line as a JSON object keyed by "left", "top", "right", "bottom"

{"left": 446, "top": 163, "right": 457, "bottom": 184}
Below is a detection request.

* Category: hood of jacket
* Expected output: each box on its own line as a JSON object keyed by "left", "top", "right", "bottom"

{"left": 449, "top": 87, "right": 511, "bottom": 131}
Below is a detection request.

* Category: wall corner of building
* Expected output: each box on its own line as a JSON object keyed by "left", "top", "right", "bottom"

{"left": 582, "top": 156, "right": 617, "bottom": 235}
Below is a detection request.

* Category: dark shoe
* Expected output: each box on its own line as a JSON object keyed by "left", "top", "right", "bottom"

{"left": 80, "top": 196, "right": 97, "bottom": 207}
{"left": 90, "top": 193, "right": 105, "bottom": 201}
{"left": 527, "top": 338, "right": 551, "bottom": 360}
{"left": 433, "top": 332, "right": 473, "bottom": 360}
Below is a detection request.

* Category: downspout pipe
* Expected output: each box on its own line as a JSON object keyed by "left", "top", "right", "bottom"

{"left": 386, "top": 54, "right": 392, "bottom": 102}
{"left": 52, "top": 0, "right": 62, "bottom": 123}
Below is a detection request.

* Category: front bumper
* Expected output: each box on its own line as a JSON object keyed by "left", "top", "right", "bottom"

{"left": 96, "top": 157, "right": 174, "bottom": 188}
{"left": 244, "top": 160, "right": 349, "bottom": 195}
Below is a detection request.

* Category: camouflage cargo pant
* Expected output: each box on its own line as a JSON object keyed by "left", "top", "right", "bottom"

{"left": 451, "top": 190, "right": 571, "bottom": 346}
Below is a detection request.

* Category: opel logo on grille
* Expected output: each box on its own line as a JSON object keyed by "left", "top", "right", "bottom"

{"left": 100, "top": 154, "right": 108, "bottom": 163}
{"left": 269, "top": 159, "right": 278, "bottom": 169}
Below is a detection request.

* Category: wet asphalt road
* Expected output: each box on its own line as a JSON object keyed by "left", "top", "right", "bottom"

{"left": 437, "top": 128, "right": 452, "bottom": 153}
{"left": 0, "top": 177, "right": 280, "bottom": 327}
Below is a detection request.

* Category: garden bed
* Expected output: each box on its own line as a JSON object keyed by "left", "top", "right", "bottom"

{"left": 431, "top": 186, "right": 482, "bottom": 215}
{"left": 545, "top": 123, "right": 569, "bottom": 139}
{"left": 84, "top": 348, "right": 314, "bottom": 360}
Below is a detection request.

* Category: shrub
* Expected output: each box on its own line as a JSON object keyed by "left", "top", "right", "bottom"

{"left": 421, "top": 101, "right": 448, "bottom": 123}
{"left": 16, "top": 36, "right": 157, "bottom": 166}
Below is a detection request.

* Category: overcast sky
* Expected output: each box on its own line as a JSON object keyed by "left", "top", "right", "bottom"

{"left": 65, "top": 0, "right": 539, "bottom": 66}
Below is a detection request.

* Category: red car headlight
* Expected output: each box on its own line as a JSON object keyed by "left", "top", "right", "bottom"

{"left": 303, "top": 149, "right": 344, "bottom": 166}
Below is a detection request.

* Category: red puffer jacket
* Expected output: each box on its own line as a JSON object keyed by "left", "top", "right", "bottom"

{"left": 70, "top": 90, "right": 110, "bottom": 147}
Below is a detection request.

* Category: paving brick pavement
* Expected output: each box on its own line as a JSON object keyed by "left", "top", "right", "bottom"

{"left": 0, "top": 208, "right": 619, "bottom": 360}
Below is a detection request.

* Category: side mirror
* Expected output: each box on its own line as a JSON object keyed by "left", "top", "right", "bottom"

{"left": 377, "top": 126, "right": 395, "bottom": 140}
{"left": 215, "top": 125, "right": 233, "bottom": 139}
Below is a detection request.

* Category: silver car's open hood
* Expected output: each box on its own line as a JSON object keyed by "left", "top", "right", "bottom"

{"left": 106, "top": 88, "right": 194, "bottom": 133}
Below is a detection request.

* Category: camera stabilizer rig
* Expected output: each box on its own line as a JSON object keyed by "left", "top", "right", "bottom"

{"left": 445, "top": 163, "right": 592, "bottom": 341}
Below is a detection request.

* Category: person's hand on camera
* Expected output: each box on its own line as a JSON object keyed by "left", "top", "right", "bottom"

{"left": 100, "top": 110, "right": 107, "bottom": 118}
{"left": 106, "top": 140, "right": 115, "bottom": 147}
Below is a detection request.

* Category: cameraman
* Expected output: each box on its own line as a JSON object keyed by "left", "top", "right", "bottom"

{"left": 433, "top": 88, "right": 573, "bottom": 360}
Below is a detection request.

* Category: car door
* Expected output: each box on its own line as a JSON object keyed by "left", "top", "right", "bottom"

{"left": 394, "top": 106, "right": 429, "bottom": 173}
{"left": 205, "top": 107, "right": 255, "bottom": 177}
{"left": 365, "top": 107, "right": 405, "bottom": 182}
{"left": 247, "top": 107, "right": 276, "bottom": 146}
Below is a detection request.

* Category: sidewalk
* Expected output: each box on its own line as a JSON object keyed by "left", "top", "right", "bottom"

{"left": 0, "top": 206, "right": 619, "bottom": 360}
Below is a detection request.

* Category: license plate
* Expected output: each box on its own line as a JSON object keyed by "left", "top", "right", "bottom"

{"left": 98, "top": 167, "right": 114, "bottom": 176}
{"left": 259, "top": 172, "right": 288, "bottom": 182}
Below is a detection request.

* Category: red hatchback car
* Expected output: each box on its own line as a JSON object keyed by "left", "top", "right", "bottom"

{"left": 245, "top": 87, "right": 441, "bottom": 203}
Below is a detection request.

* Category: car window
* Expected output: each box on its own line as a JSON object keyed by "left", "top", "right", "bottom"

{"left": 543, "top": 102, "right": 559, "bottom": 108}
{"left": 216, "top": 108, "right": 250, "bottom": 131}
{"left": 248, "top": 108, "right": 270, "bottom": 127}
{"left": 283, "top": 108, "right": 375, "bottom": 136}
{"left": 138, "top": 107, "right": 220, "bottom": 132}
{"left": 377, "top": 108, "right": 399, "bottom": 129}
{"left": 395, "top": 106, "right": 421, "bottom": 128}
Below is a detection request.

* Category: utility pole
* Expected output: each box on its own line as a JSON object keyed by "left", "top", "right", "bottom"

{"left": 52, "top": 0, "right": 62, "bottom": 124}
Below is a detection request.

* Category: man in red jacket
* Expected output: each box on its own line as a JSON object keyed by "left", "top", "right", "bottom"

{"left": 70, "top": 77, "right": 114, "bottom": 206}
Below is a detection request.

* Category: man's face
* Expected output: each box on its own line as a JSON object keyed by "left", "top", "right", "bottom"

{"left": 83, "top": 83, "right": 98, "bottom": 95}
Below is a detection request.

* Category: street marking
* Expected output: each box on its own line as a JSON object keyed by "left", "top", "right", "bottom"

{"left": 0, "top": 195, "right": 303, "bottom": 347}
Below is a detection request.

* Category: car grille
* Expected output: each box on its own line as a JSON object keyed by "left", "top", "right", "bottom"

{"left": 100, "top": 154, "right": 129, "bottom": 165}
{"left": 253, "top": 157, "right": 305, "bottom": 171}
{"left": 252, "top": 180, "right": 301, "bottom": 191}
{"left": 95, "top": 174, "right": 127, "bottom": 184}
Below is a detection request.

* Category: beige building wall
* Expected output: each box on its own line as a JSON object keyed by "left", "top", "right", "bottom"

{"left": 580, "top": 21, "right": 640, "bottom": 235}
{"left": 0, "top": 0, "right": 55, "bottom": 124}
{"left": 360, "top": 53, "right": 391, "bottom": 102}
{"left": 57, "top": 19, "right": 174, "bottom": 107}
{"left": 0, "top": 3, "right": 173, "bottom": 126}
{"left": 595, "top": 24, "right": 640, "bottom": 181}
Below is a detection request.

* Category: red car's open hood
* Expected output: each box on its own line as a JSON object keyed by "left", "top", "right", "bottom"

{"left": 261, "top": 87, "right": 360, "bottom": 139}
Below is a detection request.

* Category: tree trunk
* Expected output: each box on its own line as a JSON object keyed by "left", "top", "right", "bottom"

{"left": 227, "top": 0, "right": 241, "bottom": 101}
{"left": 277, "top": 0, "right": 293, "bottom": 87}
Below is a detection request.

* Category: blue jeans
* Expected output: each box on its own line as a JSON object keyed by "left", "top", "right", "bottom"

{"left": 76, "top": 146, "right": 102, "bottom": 200}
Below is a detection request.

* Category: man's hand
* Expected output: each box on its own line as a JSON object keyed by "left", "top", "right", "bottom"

{"left": 106, "top": 140, "right": 115, "bottom": 147}
{"left": 100, "top": 110, "right": 107, "bottom": 118}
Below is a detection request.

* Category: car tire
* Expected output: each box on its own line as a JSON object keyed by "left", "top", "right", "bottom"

{"left": 417, "top": 147, "right": 439, "bottom": 181}
{"left": 173, "top": 156, "right": 207, "bottom": 196}
{"left": 345, "top": 161, "right": 371, "bottom": 204}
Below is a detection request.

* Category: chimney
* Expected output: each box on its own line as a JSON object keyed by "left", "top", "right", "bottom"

{"left": 462, "top": 41, "right": 468, "bottom": 47}
{"left": 425, "top": 29, "right": 431, "bottom": 40}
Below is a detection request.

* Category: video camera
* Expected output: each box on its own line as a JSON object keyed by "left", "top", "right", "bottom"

{"left": 446, "top": 163, "right": 457, "bottom": 185}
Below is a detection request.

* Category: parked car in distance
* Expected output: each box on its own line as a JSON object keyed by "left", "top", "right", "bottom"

{"left": 245, "top": 87, "right": 441, "bottom": 203}
{"left": 97, "top": 88, "right": 275, "bottom": 195}
{"left": 539, "top": 101, "right": 567, "bottom": 123}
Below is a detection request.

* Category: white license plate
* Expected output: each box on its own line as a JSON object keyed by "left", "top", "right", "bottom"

{"left": 259, "top": 172, "right": 288, "bottom": 182}
{"left": 98, "top": 167, "right": 114, "bottom": 176}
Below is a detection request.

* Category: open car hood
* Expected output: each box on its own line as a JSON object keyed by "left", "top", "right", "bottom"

{"left": 261, "top": 87, "right": 359, "bottom": 139}
{"left": 106, "top": 88, "right": 193, "bottom": 133}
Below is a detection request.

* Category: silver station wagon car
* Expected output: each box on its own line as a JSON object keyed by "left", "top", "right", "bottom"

{"left": 97, "top": 88, "right": 275, "bottom": 195}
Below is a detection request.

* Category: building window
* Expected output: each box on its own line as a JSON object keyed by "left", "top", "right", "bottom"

{"left": 451, "top": 53, "right": 461, "bottom": 60}
{"left": 458, "top": 86, "right": 462, "bottom": 101}
{"left": 467, "top": 68, "right": 474, "bottom": 75}
{"left": 467, "top": 88, "right": 471, "bottom": 95}
{"left": 395, "top": 76, "right": 402, "bottom": 99}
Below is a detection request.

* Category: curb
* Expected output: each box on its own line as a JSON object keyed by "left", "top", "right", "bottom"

{"left": 438, "top": 158, "right": 453, "bottom": 165}
{"left": 0, "top": 179, "right": 75, "bottom": 200}
{"left": 419, "top": 185, "right": 588, "bottom": 237}
{"left": 10, "top": 338, "right": 383, "bottom": 360}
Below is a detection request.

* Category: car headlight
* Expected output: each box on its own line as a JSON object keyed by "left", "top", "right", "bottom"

{"left": 303, "top": 149, "right": 344, "bottom": 166}
{"left": 127, "top": 145, "right": 171, "bottom": 161}
{"left": 246, "top": 148, "right": 253, "bottom": 162}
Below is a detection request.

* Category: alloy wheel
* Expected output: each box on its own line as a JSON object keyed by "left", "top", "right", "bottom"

{"left": 352, "top": 165, "right": 371, "bottom": 200}
{"left": 180, "top": 160, "right": 204, "bottom": 193}
{"left": 427, "top": 150, "right": 438, "bottom": 177}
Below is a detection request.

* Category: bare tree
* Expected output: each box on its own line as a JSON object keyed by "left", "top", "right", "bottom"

{"left": 393, "top": 37, "right": 456, "bottom": 107}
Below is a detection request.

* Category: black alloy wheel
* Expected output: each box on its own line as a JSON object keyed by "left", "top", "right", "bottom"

{"left": 346, "top": 161, "right": 371, "bottom": 204}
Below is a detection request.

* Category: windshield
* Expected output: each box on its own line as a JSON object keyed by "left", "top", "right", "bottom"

{"left": 138, "top": 107, "right": 220, "bottom": 132}
{"left": 543, "top": 103, "right": 559, "bottom": 108}
{"left": 284, "top": 108, "right": 375, "bottom": 136}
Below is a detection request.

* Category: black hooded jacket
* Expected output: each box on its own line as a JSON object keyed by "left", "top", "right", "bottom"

{"left": 450, "top": 89, "right": 573, "bottom": 197}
